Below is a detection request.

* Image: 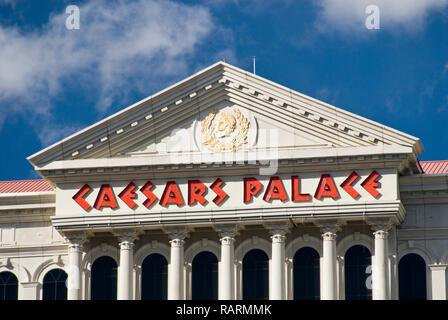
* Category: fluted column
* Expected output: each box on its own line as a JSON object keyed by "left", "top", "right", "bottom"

{"left": 317, "top": 221, "right": 340, "bottom": 300}
{"left": 65, "top": 232, "right": 87, "bottom": 300}
{"left": 369, "top": 221, "right": 391, "bottom": 300}
{"left": 216, "top": 225, "right": 238, "bottom": 300}
{"left": 166, "top": 228, "right": 189, "bottom": 300}
{"left": 115, "top": 230, "right": 138, "bottom": 300}
{"left": 266, "top": 223, "right": 289, "bottom": 300}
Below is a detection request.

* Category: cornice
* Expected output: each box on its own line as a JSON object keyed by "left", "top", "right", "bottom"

{"left": 35, "top": 150, "right": 410, "bottom": 184}
{"left": 50, "top": 200, "right": 405, "bottom": 232}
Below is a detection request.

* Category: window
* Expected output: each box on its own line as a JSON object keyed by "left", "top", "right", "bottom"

{"left": 90, "top": 256, "right": 117, "bottom": 300}
{"left": 42, "top": 269, "right": 68, "bottom": 300}
{"left": 345, "top": 245, "right": 372, "bottom": 300}
{"left": 294, "top": 247, "right": 320, "bottom": 300}
{"left": 141, "top": 253, "right": 168, "bottom": 300}
{"left": 0, "top": 272, "right": 18, "bottom": 300}
{"left": 192, "top": 251, "right": 218, "bottom": 300}
{"left": 243, "top": 249, "right": 269, "bottom": 300}
{"left": 399, "top": 253, "right": 426, "bottom": 300}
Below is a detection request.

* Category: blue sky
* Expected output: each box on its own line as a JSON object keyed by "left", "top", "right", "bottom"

{"left": 0, "top": 0, "right": 447, "bottom": 180}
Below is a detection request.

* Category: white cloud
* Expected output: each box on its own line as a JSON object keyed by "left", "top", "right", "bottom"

{"left": 0, "top": 0, "right": 216, "bottom": 145}
{"left": 316, "top": 0, "right": 448, "bottom": 33}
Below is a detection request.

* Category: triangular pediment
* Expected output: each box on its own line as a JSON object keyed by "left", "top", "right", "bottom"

{"left": 28, "top": 61, "right": 423, "bottom": 170}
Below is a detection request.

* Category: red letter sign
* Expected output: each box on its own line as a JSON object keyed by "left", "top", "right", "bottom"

{"left": 291, "top": 176, "right": 310, "bottom": 202}
{"left": 188, "top": 180, "right": 207, "bottom": 205}
{"left": 314, "top": 174, "right": 339, "bottom": 200}
{"left": 244, "top": 177, "right": 262, "bottom": 203}
{"left": 140, "top": 181, "right": 158, "bottom": 208}
{"left": 160, "top": 181, "right": 184, "bottom": 207}
{"left": 94, "top": 184, "right": 118, "bottom": 210}
{"left": 210, "top": 178, "right": 228, "bottom": 205}
{"left": 361, "top": 170, "right": 381, "bottom": 198}
{"left": 340, "top": 171, "right": 360, "bottom": 199}
{"left": 118, "top": 182, "right": 138, "bottom": 209}
{"left": 263, "top": 176, "right": 288, "bottom": 202}
{"left": 73, "top": 184, "right": 92, "bottom": 211}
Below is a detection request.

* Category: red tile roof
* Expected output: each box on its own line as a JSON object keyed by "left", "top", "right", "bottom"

{"left": 420, "top": 161, "right": 448, "bottom": 174}
{"left": 0, "top": 179, "right": 54, "bottom": 194}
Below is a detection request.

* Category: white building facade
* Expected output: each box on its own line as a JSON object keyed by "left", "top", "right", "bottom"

{"left": 0, "top": 62, "right": 447, "bottom": 300}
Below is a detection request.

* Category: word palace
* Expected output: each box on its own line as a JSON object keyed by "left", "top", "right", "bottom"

{"left": 73, "top": 171, "right": 382, "bottom": 212}
{"left": 1, "top": 62, "right": 447, "bottom": 301}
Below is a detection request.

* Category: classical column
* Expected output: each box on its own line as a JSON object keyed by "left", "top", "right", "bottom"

{"left": 65, "top": 232, "right": 87, "bottom": 300}
{"left": 429, "top": 264, "right": 447, "bottom": 300}
{"left": 216, "top": 225, "right": 238, "bottom": 300}
{"left": 266, "top": 223, "right": 289, "bottom": 300}
{"left": 317, "top": 221, "right": 340, "bottom": 300}
{"left": 369, "top": 221, "right": 391, "bottom": 300}
{"left": 389, "top": 255, "right": 398, "bottom": 300}
{"left": 166, "top": 228, "right": 189, "bottom": 300}
{"left": 115, "top": 230, "right": 138, "bottom": 300}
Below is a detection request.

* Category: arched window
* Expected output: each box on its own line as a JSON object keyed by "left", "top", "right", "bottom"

{"left": 90, "top": 256, "right": 117, "bottom": 300}
{"left": 42, "top": 269, "right": 68, "bottom": 300}
{"left": 141, "top": 253, "right": 168, "bottom": 300}
{"left": 294, "top": 247, "right": 320, "bottom": 300}
{"left": 192, "top": 251, "right": 218, "bottom": 300}
{"left": 399, "top": 253, "right": 427, "bottom": 300}
{"left": 0, "top": 272, "right": 18, "bottom": 300}
{"left": 243, "top": 249, "right": 269, "bottom": 300}
{"left": 345, "top": 245, "right": 372, "bottom": 300}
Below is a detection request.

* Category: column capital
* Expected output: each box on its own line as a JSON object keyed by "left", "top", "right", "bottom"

{"left": 264, "top": 222, "right": 290, "bottom": 236}
{"left": 214, "top": 224, "right": 240, "bottom": 238}
{"left": 64, "top": 232, "right": 88, "bottom": 248}
{"left": 271, "top": 234, "right": 286, "bottom": 244}
{"left": 322, "top": 232, "right": 338, "bottom": 241}
{"left": 114, "top": 229, "right": 139, "bottom": 244}
{"left": 164, "top": 227, "right": 189, "bottom": 241}
{"left": 315, "top": 220, "right": 341, "bottom": 238}
{"left": 220, "top": 236, "right": 236, "bottom": 246}
{"left": 215, "top": 224, "right": 239, "bottom": 245}
{"left": 366, "top": 218, "right": 393, "bottom": 232}
{"left": 373, "top": 230, "right": 389, "bottom": 240}
{"left": 165, "top": 227, "right": 189, "bottom": 248}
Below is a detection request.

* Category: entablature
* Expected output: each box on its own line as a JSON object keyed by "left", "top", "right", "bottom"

{"left": 51, "top": 200, "right": 405, "bottom": 234}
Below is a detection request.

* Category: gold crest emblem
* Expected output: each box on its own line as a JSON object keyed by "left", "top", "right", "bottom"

{"left": 201, "top": 108, "right": 249, "bottom": 152}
